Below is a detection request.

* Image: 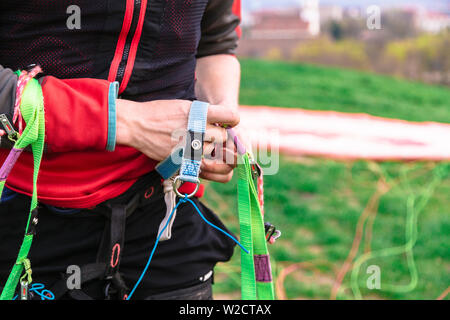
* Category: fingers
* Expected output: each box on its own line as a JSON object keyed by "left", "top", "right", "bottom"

{"left": 200, "top": 170, "right": 233, "bottom": 184}
{"left": 203, "top": 142, "right": 216, "bottom": 158}
{"left": 207, "top": 104, "right": 240, "bottom": 127}
{"left": 200, "top": 145, "right": 237, "bottom": 184}
{"left": 203, "top": 139, "right": 237, "bottom": 167}
{"left": 201, "top": 158, "right": 235, "bottom": 174}
{"left": 205, "top": 124, "right": 227, "bottom": 144}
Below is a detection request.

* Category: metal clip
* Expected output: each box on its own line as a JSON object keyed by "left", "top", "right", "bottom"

{"left": 248, "top": 156, "right": 262, "bottom": 181}
{"left": 0, "top": 114, "right": 18, "bottom": 142}
{"left": 26, "top": 208, "right": 39, "bottom": 236}
{"left": 20, "top": 281, "right": 28, "bottom": 300}
{"left": 264, "top": 222, "right": 281, "bottom": 244}
{"left": 172, "top": 176, "right": 200, "bottom": 199}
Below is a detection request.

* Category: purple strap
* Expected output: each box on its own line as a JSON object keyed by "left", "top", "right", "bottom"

{"left": 0, "top": 148, "right": 23, "bottom": 181}
{"left": 254, "top": 254, "right": 272, "bottom": 283}
{"left": 226, "top": 128, "right": 246, "bottom": 155}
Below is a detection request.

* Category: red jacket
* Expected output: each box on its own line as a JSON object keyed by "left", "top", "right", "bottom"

{"left": 0, "top": 0, "right": 241, "bottom": 208}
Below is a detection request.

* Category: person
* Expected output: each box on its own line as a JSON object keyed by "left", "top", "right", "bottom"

{"left": 0, "top": 0, "right": 242, "bottom": 300}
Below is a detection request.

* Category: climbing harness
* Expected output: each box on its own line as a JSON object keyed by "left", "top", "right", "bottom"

{"left": 125, "top": 101, "right": 249, "bottom": 299}
{"left": 0, "top": 66, "right": 45, "bottom": 300}
{"left": 46, "top": 191, "right": 142, "bottom": 300}
{"left": 154, "top": 103, "right": 278, "bottom": 300}
{"left": 0, "top": 65, "right": 134, "bottom": 301}
{"left": 0, "top": 95, "right": 279, "bottom": 300}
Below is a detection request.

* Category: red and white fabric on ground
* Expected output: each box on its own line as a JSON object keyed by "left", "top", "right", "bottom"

{"left": 239, "top": 106, "right": 450, "bottom": 161}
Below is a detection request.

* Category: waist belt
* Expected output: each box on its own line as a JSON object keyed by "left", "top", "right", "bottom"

{"left": 49, "top": 191, "right": 142, "bottom": 300}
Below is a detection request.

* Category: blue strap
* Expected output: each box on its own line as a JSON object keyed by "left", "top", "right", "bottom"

{"left": 178, "top": 101, "right": 209, "bottom": 184}
{"left": 155, "top": 147, "right": 183, "bottom": 180}
{"left": 156, "top": 101, "right": 209, "bottom": 181}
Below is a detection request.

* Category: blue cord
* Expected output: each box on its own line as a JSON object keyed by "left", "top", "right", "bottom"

{"left": 126, "top": 195, "right": 248, "bottom": 300}
{"left": 12, "top": 283, "right": 55, "bottom": 300}
{"left": 126, "top": 198, "right": 183, "bottom": 300}
{"left": 183, "top": 197, "right": 249, "bottom": 254}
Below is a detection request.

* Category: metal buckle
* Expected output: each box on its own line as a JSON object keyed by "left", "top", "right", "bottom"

{"left": 20, "top": 281, "right": 29, "bottom": 300}
{"left": 0, "top": 114, "right": 18, "bottom": 142}
{"left": 264, "top": 222, "right": 281, "bottom": 243}
{"left": 26, "top": 208, "right": 39, "bottom": 236}
{"left": 172, "top": 176, "right": 200, "bottom": 199}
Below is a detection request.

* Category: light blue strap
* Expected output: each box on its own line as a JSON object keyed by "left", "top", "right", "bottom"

{"left": 179, "top": 159, "right": 202, "bottom": 183}
{"left": 179, "top": 101, "right": 209, "bottom": 184}
{"left": 156, "top": 101, "right": 209, "bottom": 181}
{"left": 106, "top": 82, "right": 119, "bottom": 152}
{"left": 187, "top": 101, "right": 208, "bottom": 133}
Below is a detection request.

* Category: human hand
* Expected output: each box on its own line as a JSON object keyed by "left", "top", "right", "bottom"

{"left": 116, "top": 99, "right": 240, "bottom": 164}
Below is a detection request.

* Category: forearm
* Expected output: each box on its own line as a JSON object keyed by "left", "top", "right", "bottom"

{"left": 195, "top": 54, "right": 241, "bottom": 110}
{"left": 0, "top": 63, "right": 117, "bottom": 153}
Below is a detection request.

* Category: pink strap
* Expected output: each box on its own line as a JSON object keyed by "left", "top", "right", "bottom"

{"left": 13, "top": 66, "right": 42, "bottom": 135}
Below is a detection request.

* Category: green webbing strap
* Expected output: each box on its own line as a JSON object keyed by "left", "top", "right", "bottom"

{"left": 237, "top": 154, "right": 256, "bottom": 299}
{"left": 0, "top": 77, "right": 45, "bottom": 300}
{"left": 237, "top": 153, "right": 275, "bottom": 300}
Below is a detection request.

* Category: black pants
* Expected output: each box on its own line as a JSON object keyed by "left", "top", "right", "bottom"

{"left": 0, "top": 172, "right": 236, "bottom": 300}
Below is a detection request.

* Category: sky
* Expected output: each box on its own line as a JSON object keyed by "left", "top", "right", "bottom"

{"left": 243, "top": 0, "right": 449, "bottom": 12}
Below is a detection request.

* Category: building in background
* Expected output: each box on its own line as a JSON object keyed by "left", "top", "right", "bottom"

{"left": 415, "top": 7, "right": 450, "bottom": 33}
{"left": 319, "top": 5, "right": 344, "bottom": 23}
{"left": 301, "top": 0, "right": 321, "bottom": 37}
{"left": 249, "top": 9, "right": 310, "bottom": 40}
{"left": 344, "top": 6, "right": 363, "bottom": 19}
{"left": 246, "top": 0, "right": 321, "bottom": 40}
{"left": 237, "top": 0, "right": 450, "bottom": 62}
{"left": 238, "top": 0, "right": 321, "bottom": 57}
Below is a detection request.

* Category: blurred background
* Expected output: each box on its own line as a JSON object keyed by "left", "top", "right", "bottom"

{"left": 240, "top": 0, "right": 449, "bottom": 86}
{"left": 204, "top": 0, "right": 449, "bottom": 300}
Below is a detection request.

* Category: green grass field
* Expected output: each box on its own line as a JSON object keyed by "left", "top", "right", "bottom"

{"left": 204, "top": 59, "right": 450, "bottom": 300}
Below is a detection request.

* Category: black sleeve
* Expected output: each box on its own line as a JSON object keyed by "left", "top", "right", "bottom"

{"left": 197, "top": 0, "right": 241, "bottom": 58}
{"left": 0, "top": 65, "right": 18, "bottom": 148}
{"left": 0, "top": 65, "right": 17, "bottom": 125}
